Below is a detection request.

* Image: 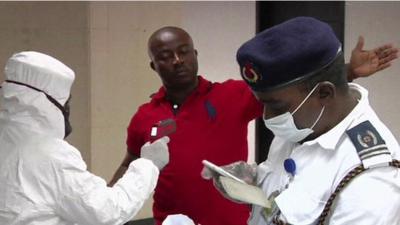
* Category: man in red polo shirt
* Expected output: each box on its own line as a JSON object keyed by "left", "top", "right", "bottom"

{"left": 109, "top": 26, "right": 398, "bottom": 225}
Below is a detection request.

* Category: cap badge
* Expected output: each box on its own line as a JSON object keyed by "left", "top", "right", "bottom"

{"left": 242, "top": 62, "right": 260, "bottom": 83}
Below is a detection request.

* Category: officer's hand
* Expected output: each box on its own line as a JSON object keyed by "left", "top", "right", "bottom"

{"left": 201, "top": 161, "right": 258, "bottom": 203}
{"left": 140, "top": 136, "right": 170, "bottom": 170}
{"left": 201, "top": 161, "right": 257, "bottom": 184}
{"left": 349, "top": 36, "right": 398, "bottom": 81}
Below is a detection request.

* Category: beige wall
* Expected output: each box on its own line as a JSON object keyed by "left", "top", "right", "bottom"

{"left": 345, "top": 2, "right": 400, "bottom": 139}
{"left": 89, "top": 2, "right": 183, "bottom": 183}
{"left": 89, "top": 2, "right": 400, "bottom": 219}
{"left": 1, "top": 1, "right": 399, "bottom": 222}
{"left": 181, "top": 2, "right": 257, "bottom": 163}
{"left": 0, "top": 2, "right": 91, "bottom": 164}
{"left": 89, "top": 2, "right": 256, "bottom": 219}
{"left": 0, "top": 1, "right": 256, "bottom": 221}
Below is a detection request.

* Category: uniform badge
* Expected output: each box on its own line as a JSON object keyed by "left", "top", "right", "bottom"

{"left": 357, "top": 129, "right": 377, "bottom": 148}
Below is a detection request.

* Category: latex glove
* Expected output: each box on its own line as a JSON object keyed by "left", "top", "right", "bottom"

{"left": 349, "top": 36, "right": 398, "bottom": 81}
{"left": 201, "top": 161, "right": 257, "bottom": 203}
{"left": 140, "top": 136, "right": 170, "bottom": 170}
{"left": 201, "top": 161, "right": 257, "bottom": 184}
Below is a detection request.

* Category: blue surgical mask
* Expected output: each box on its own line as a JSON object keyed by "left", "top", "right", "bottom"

{"left": 263, "top": 84, "right": 325, "bottom": 143}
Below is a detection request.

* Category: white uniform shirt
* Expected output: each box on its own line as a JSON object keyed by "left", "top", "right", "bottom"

{"left": 250, "top": 83, "right": 400, "bottom": 225}
{"left": 0, "top": 52, "right": 160, "bottom": 225}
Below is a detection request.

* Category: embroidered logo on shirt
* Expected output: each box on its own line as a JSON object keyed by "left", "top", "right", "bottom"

{"left": 205, "top": 100, "right": 217, "bottom": 121}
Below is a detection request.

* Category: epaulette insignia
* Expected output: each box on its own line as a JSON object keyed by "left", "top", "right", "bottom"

{"left": 346, "top": 120, "right": 391, "bottom": 168}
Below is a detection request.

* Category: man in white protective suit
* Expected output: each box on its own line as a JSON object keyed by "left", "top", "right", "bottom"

{"left": 0, "top": 51, "right": 170, "bottom": 225}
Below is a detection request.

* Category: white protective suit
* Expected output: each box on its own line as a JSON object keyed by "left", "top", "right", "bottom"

{"left": 0, "top": 52, "right": 160, "bottom": 225}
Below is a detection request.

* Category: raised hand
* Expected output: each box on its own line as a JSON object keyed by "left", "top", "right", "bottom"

{"left": 349, "top": 36, "right": 398, "bottom": 81}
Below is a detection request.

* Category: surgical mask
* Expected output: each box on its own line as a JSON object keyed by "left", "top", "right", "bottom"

{"left": 63, "top": 99, "right": 72, "bottom": 138}
{"left": 263, "top": 84, "right": 325, "bottom": 143}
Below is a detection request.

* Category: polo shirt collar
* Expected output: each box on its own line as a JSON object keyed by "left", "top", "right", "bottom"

{"left": 151, "top": 75, "right": 211, "bottom": 102}
{"left": 303, "top": 83, "right": 369, "bottom": 150}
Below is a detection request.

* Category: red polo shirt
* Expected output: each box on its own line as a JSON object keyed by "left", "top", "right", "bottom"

{"left": 127, "top": 76, "right": 263, "bottom": 225}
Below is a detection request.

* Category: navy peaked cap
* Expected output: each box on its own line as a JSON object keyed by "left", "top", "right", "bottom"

{"left": 237, "top": 17, "right": 342, "bottom": 92}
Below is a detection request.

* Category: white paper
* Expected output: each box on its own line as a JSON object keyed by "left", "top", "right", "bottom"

{"left": 162, "top": 214, "right": 195, "bottom": 225}
{"left": 202, "top": 160, "right": 246, "bottom": 184}
{"left": 219, "top": 176, "right": 271, "bottom": 208}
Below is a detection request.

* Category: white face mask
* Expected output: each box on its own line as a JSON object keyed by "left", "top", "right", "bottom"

{"left": 263, "top": 84, "right": 325, "bottom": 143}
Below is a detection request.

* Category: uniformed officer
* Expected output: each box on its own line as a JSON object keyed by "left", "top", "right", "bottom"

{"left": 223, "top": 17, "right": 400, "bottom": 225}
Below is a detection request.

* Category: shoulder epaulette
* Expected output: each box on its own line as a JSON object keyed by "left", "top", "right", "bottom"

{"left": 317, "top": 121, "right": 398, "bottom": 224}
{"left": 346, "top": 120, "right": 392, "bottom": 169}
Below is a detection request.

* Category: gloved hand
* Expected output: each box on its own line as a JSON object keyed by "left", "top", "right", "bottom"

{"left": 201, "top": 161, "right": 257, "bottom": 184}
{"left": 140, "top": 136, "right": 170, "bottom": 170}
{"left": 201, "top": 161, "right": 257, "bottom": 203}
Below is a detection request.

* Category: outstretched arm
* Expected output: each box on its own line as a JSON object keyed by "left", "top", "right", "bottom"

{"left": 108, "top": 151, "right": 138, "bottom": 186}
{"left": 348, "top": 36, "right": 399, "bottom": 81}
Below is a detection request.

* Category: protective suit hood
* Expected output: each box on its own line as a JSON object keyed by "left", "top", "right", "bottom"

{"left": 0, "top": 51, "right": 75, "bottom": 139}
{"left": 0, "top": 52, "right": 161, "bottom": 225}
